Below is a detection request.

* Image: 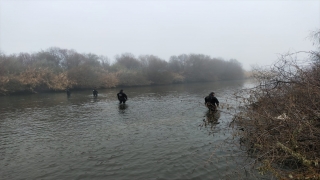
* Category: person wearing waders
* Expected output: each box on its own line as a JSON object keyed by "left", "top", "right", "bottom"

{"left": 204, "top": 92, "right": 219, "bottom": 112}
{"left": 117, "top": 89, "right": 127, "bottom": 104}
{"left": 66, "top": 88, "right": 71, "bottom": 97}
{"left": 93, "top": 88, "right": 98, "bottom": 97}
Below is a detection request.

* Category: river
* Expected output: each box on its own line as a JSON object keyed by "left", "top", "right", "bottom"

{"left": 0, "top": 80, "right": 256, "bottom": 180}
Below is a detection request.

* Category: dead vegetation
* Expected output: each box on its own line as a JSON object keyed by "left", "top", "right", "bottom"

{"left": 232, "top": 30, "right": 320, "bottom": 179}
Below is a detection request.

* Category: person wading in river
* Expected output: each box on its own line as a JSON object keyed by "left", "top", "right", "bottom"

{"left": 93, "top": 88, "right": 98, "bottom": 97}
{"left": 205, "top": 92, "right": 219, "bottom": 113}
{"left": 66, "top": 88, "right": 71, "bottom": 97}
{"left": 117, "top": 89, "right": 127, "bottom": 104}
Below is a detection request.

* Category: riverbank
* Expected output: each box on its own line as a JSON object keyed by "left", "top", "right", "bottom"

{"left": 0, "top": 77, "right": 253, "bottom": 96}
{"left": 232, "top": 52, "right": 320, "bottom": 179}
{"left": 0, "top": 48, "right": 246, "bottom": 96}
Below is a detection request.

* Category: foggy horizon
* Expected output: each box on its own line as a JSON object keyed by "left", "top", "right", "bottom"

{"left": 1, "top": 0, "right": 319, "bottom": 70}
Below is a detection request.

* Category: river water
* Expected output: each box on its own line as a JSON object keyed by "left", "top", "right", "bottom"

{"left": 0, "top": 80, "right": 254, "bottom": 180}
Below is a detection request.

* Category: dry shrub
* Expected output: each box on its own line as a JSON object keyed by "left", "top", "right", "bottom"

{"left": 0, "top": 75, "right": 26, "bottom": 95}
{"left": 18, "top": 67, "right": 77, "bottom": 91}
{"left": 100, "top": 72, "right": 119, "bottom": 88}
{"left": 171, "top": 72, "right": 185, "bottom": 83}
{"left": 49, "top": 72, "right": 77, "bottom": 90}
{"left": 18, "top": 67, "right": 50, "bottom": 88}
{"left": 0, "top": 68, "right": 76, "bottom": 94}
{"left": 67, "top": 66, "right": 101, "bottom": 89}
{"left": 116, "top": 70, "right": 151, "bottom": 86}
{"left": 0, "top": 76, "right": 10, "bottom": 95}
{"left": 233, "top": 54, "right": 320, "bottom": 179}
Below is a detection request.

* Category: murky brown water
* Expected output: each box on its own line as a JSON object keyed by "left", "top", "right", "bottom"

{"left": 0, "top": 80, "right": 253, "bottom": 180}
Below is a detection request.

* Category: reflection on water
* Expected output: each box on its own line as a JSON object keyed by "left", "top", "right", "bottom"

{"left": 0, "top": 80, "right": 254, "bottom": 180}
{"left": 206, "top": 110, "right": 221, "bottom": 123}
{"left": 118, "top": 104, "right": 128, "bottom": 110}
{"left": 198, "top": 110, "right": 221, "bottom": 134}
{"left": 118, "top": 104, "right": 128, "bottom": 114}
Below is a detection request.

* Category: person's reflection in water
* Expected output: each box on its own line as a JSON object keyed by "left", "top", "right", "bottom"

{"left": 205, "top": 110, "right": 221, "bottom": 124}
{"left": 118, "top": 104, "right": 128, "bottom": 114}
{"left": 200, "top": 110, "right": 221, "bottom": 131}
{"left": 93, "top": 98, "right": 98, "bottom": 102}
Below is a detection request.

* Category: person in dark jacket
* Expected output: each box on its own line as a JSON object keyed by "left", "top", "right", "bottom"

{"left": 93, "top": 88, "right": 98, "bottom": 97}
{"left": 205, "top": 92, "right": 219, "bottom": 112}
{"left": 117, "top": 89, "right": 127, "bottom": 104}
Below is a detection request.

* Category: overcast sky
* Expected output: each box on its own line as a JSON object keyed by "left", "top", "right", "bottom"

{"left": 0, "top": 0, "right": 319, "bottom": 70}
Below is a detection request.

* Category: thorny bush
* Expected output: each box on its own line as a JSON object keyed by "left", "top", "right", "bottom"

{"left": 232, "top": 31, "right": 320, "bottom": 179}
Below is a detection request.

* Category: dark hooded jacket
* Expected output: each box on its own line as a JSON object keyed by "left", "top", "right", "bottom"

{"left": 117, "top": 90, "right": 127, "bottom": 101}
{"left": 205, "top": 93, "right": 219, "bottom": 107}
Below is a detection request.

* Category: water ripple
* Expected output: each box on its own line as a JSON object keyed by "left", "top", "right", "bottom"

{"left": 0, "top": 81, "right": 251, "bottom": 180}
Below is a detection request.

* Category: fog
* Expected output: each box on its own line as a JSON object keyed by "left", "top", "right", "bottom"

{"left": 0, "top": 0, "right": 319, "bottom": 70}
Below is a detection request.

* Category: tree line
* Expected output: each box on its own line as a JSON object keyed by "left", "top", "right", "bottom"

{"left": 0, "top": 47, "right": 244, "bottom": 95}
